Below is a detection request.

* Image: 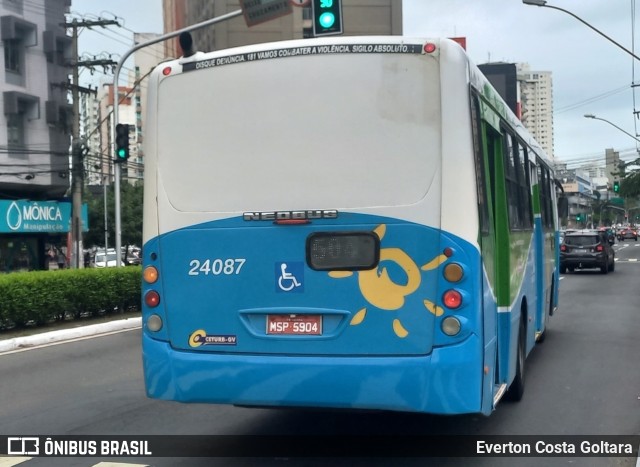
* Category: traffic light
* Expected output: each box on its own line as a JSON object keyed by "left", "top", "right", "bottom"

{"left": 613, "top": 180, "right": 620, "bottom": 193}
{"left": 114, "top": 123, "right": 130, "bottom": 163}
{"left": 576, "top": 213, "right": 582, "bottom": 222}
{"left": 312, "top": 0, "right": 343, "bottom": 37}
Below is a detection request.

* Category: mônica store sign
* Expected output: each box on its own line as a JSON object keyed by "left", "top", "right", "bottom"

{"left": 0, "top": 200, "right": 88, "bottom": 234}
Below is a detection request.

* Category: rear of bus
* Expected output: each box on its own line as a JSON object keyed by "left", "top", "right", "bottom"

{"left": 142, "top": 37, "right": 490, "bottom": 414}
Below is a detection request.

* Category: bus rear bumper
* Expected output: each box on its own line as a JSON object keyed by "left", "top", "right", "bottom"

{"left": 142, "top": 332, "right": 484, "bottom": 415}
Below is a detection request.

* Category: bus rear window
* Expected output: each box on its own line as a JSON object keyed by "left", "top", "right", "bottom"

{"left": 156, "top": 52, "right": 441, "bottom": 213}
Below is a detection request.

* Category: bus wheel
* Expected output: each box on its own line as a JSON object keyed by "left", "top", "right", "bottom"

{"left": 505, "top": 318, "right": 526, "bottom": 402}
{"left": 538, "top": 285, "right": 552, "bottom": 343}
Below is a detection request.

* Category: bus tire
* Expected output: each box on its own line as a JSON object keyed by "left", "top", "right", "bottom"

{"left": 505, "top": 317, "right": 526, "bottom": 402}
{"left": 538, "top": 284, "right": 552, "bottom": 343}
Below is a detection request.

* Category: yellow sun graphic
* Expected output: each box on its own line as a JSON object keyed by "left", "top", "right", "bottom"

{"left": 329, "top": 224, "right": 447, "bottom": 338}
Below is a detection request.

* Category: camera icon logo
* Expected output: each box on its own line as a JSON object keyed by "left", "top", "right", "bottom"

{"left": 7, "top": 437, "right": 39, "bottom": 455}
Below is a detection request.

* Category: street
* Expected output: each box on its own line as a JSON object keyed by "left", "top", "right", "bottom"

{"left": 0, "top": 242, "right": 639, "bottom": 467}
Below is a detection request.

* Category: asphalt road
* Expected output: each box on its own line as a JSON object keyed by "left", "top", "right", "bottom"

{"left": 1, "top": 242, "right": 639, "bottom": 467}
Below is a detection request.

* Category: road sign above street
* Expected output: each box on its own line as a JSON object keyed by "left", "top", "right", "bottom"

{"left": 239, "top": 0, "right": 293, "bottom": 27}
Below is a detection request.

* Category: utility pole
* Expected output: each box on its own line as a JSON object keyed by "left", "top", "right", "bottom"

{"left": 64, "top": 18, "right": 119, "bottom": 268}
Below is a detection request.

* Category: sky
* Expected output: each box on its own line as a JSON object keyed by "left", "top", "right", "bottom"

{"left": 70, "top": 0, "right": 640, "bottom": 167}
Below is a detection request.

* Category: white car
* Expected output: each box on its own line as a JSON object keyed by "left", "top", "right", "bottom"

{"left": 94, "top": 251, "right": 118, "bottom": 268}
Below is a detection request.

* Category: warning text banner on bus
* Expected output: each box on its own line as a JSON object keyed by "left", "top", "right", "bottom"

{"left": 1, "top": 435, "right": 638, "bottom": 457}
{"left": 181, "top": 44, "right": 425, "bottom": 72}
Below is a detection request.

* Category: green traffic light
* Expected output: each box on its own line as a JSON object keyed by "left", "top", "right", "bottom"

{"left": 117, "top": 148, "right": 126, "bottom": 159}
{"left": 319, "top": 12, "right": 335, "bottom": 28}
{"left": 313, "top": 0, "right": 342, "bottom": 36}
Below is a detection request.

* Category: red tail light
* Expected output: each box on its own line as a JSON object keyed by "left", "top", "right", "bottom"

{"left": 560, "top": 245, "right": 567, "bottom": 252}
{"left": 443, "top": 290, "right": 462, "bottom": 309}
{"left": 145, "top": 290, "right": 161, "bottom": 307}
{"left": 596, "top": 245, "right": 604, "bottom": 252}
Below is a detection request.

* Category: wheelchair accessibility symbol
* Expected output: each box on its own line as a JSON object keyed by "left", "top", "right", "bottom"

{"left": 276, "top": 262, "right": 304, "bottom": 293}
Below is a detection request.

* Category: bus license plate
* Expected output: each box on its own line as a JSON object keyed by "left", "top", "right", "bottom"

{"left": 266, "top": 315, "right": 322, "bottom": 335}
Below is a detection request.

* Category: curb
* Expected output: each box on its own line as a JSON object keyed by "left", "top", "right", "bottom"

{"left": 0, "top": 317, "right": 142, "bottom": 353}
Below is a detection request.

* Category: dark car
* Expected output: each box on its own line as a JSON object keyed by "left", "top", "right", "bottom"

{"left": 617, "top": 227, "right": 637, "bottom": 241}
{"left": 598, "top": 227, "right": 616, "bottom": 244}
{"left": 560, "top": 230, "right": 615, "bottom": 274}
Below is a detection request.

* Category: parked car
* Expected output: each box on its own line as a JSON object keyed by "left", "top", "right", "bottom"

{"left": 94, "top": 249, "right": 118, "bottom": 268}
{"left": 617, "top": 227, "right": 637, "bottom": 241}
{"left": 560, "top": 230, "right": 615, "bottom": 274}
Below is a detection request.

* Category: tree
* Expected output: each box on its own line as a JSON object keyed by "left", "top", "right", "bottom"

{"left": 619, "top": 170, "right": 640, "bottom": 198}
{"left": 84, "top": 183, "right": 143, "bottom": 248}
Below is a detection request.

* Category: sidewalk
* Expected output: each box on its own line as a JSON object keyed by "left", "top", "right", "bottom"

{"left": 0, "top": 317, "right": 142, "bottom": 353}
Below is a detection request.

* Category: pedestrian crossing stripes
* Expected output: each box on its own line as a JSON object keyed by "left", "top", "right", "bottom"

{"left": 94, "top": 463, "right": 149, "bottom": 467}
{"left": 0, "top": 457, "right": 30, "bottom": 466}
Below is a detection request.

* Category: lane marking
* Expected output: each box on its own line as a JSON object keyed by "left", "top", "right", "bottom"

{"left": 94, "top": 463, "right": 150, "bottom": 466}
{"left": 0, "top": 458, "right": 31, "bottom": 467}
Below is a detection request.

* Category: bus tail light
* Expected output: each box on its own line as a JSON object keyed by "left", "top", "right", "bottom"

{"left": 145, "top": 290, "right": 161, "bottom": 308}
{"left": 441, "top": 317, "right": 461, "bottom": 336}
{"left": 443, "top": 290, "right": 462, "bottom": 309}
{"left": 443, "top": 263, "right": 463, "bottom": 282}
{"left": 147, "top": 314, "right": 163, "bottom": 332}
{"left": 423, "top": 42, "right": 436, "bottom": 54}
{"left": 144, "top": 266, "right": 159, "bottom": 284}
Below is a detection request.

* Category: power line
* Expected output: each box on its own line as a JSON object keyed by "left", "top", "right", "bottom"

{"left": 81, "top": 66, "right": 154, "bottom": 143}
{"left": 554, "top": 85, "right": 630, "bottom": 114}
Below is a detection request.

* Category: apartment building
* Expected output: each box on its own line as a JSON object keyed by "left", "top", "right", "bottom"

{"left": 0, "top": 0, "right": 77, "bottom": 272}
{"left": 0, "top": 0, "right": 71, "bottom": 198}
{"left": 518, "top": 63, "right": 554, "bottom": 160}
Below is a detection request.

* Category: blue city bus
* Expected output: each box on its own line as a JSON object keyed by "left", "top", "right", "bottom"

{"left": 141, "top": 36, "right": 562, "bottom": 415}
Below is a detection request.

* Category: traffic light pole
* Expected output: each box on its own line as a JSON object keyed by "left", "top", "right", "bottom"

{"left": 112, "top": 9, "right": 243, "bottom": 266}
{"left": 66, "top": 18, "right": 120, "bottom": 269}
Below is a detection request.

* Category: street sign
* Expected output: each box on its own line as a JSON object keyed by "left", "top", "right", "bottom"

{"left": 239, "top": 0, "right": 293, "bottom": 27}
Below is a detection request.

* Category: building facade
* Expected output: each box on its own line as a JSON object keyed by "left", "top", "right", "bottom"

{"left": 0, "top": 0, "right": 71, "bottom": 198}
{"left": 556, "top": 165, "right": 594, "bottom": 228}
{"left": 518, "top": 63, "right": 554, "bottom": 160}
{"left": 0, "top": 0, "right": 76, "bottom": 272}
{"left": 163, "top": 0, "right": 403, "bottom": 56}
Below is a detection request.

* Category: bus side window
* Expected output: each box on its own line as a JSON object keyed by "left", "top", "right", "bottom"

{"left": 471, "top": 95, "right": 490, "bottom": 234}
{"left": 537, "top": 162, "right": 553, "bottom": 228}
{"left": 503, "top": 130, "right": 522, "bottom": 230}
{"left": 517, "top": 141, "right": 533, "bottom": 229}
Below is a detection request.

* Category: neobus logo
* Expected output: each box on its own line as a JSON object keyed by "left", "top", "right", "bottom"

{"left": 243, "top": 210, "right": 338, "bottom": 221}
